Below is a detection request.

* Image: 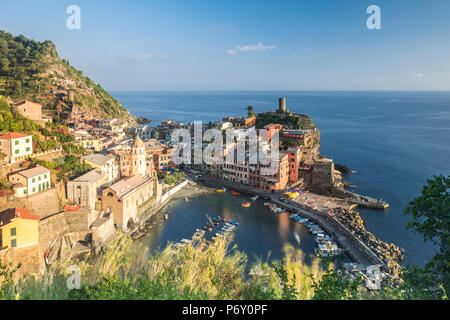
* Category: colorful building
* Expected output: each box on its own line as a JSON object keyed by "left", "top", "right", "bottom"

{"left": 0, "top": 132, "right": 33, "bottom": 163}
{"left": 281, "top": 130, "right": 312, "bottom": 146}
{"left": 263, "top": 124, "right": 283, "bottom": 142}
{"left": 146, "top": 139, "right": 173, "bottom": 171}
{"left": 14, "top": 100, "right": 43, "bottom": 121}
{"left": 220, "top": 146, "right": 289, "bottom": 193}
{"left": 243, "top": 116, "right": 256, "bottom": 128}
{"left": 115, "top": 136, "right": 155, "bottom": 177}
{"left": 82, "top": 153, "right": 119, "bottom": 185}
{"left": 100, "top": 175, "right": 155, "bottom": 231}
{"left": 258, "top": 152, "right": 289, "bottom": 192}
{"left": 79, "top": 137, "right": 102, "bottom": 151}
{"left": 8, "top": 166, "right": 51, "bottom": 198}
{"left": 287, "top": 147, "right": 301, "bottom": 183}
{"left": 0, "top": 208, "right": 40, "bottom": 250}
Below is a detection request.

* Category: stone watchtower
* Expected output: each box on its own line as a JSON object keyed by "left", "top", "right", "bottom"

{"left": 279, "top": 97, "right": 287, "bottom": 113}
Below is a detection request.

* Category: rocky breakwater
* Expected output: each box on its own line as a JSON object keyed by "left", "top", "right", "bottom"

{"left": 331, "top": 207, "right": 404, "bottom": 282}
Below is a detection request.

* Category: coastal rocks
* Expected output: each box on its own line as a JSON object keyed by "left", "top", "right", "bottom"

{"left": 331, "top": 207, "right": 404, "bottom": 281}
{"left": 334, "top": 164, "right": 353, "bottom": 174}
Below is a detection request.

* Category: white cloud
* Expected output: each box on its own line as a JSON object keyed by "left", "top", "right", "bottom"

{"left": 226, "top": 42, "right": 275, "bottom": 55}
{"left": 161, "top": 54, "right": 169, "bottom": 59}
{"left": 236, "top": 42, "right": 275, "bottom": 52}
{"left": 129, "top": 54, "right": 153, "bottom": 62}
{"left": 414, "top": 73, "right": 424, "bottom": 79}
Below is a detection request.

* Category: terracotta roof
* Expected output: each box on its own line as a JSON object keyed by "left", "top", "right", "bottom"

{"left": 73, "top": 169, "right": 103, "bottom": 183}
{"left": 0, "top": 208, "right": 40, "bottom": 226}
{"left": 82, "top": 153, "right": 115, "bottom": 166}
{"left": 0, "top": 132, "right": 31, "bottom": 140}
{"left": 14, "top": 100, "right": 42, "bottom": 108}
{"left": 15, "top": 166, "right": 50, "bottom": 178}
{"left": 109, "top": 175, "right": 150, "bottom": 198}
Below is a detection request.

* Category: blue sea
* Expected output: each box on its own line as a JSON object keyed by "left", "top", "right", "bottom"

{"left": 111, "top": 91, "right": 450, "bottom": 267}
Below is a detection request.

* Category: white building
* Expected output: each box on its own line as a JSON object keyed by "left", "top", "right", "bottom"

{"left": 9, "top": 166, "right": 51, "bottom": 197}
{"left": 0, "top": 132, "right": 33, "bottom": 163}
{"left": 82, "top": 153, "right": 120, "bottom": 186}
{"left": 135, "top": 124, "right": 154, "bottom": 141}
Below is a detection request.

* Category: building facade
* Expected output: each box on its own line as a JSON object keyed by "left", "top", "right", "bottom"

{"left": 14, "top": 100, "right": 42, "bottom": 121}
{"left": 0, "top": 208, "right": 39, "bottom": 250}
{"left": 100, "top": 175, "right": 155, "bottom": 230}
{"left": 115, "top": 136, "right": 154, "bottom": 177}
{"left": 66, "top": 169, "right": 105, "bottom": 210}
{"left": 9, "top": 166, "right": 51, "bottom": 197}
{"left": 0, "top": 132, "right": 33, "bottom": 163}
{"left": 82, "top": 153, "right": 120, "bottom": 185}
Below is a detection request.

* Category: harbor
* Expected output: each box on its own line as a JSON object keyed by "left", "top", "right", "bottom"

{"left": 198, "top": 175, "right": 396, "bottom": 269}
{"left": 131, "top": 187, "right": 346, "bottom": 267}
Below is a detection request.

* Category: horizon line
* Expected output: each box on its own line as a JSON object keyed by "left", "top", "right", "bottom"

{"left": 108, "top": 89, "right": 450, "bottom": 93}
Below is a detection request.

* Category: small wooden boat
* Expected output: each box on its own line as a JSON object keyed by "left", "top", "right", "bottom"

{"left": 251, "top": 195, "right": 259, "bottom": 201}
{"left": 216, "top": 189, "right": 225, "bottom": 193}
{"left": 294, "top": 232, "right": 301, "bottom": 245}
{"left": 231, "top": 190, "right": 240, "bottom": 196}
{"left": 241, "top": 202, "right": 251, "bottom": 208}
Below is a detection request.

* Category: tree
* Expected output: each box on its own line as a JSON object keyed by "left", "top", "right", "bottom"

{"left": 404, "top": 174, "right": 449, "bottom": 296}
{"left": 0, "top": 78, "right": 5, "bottom": 93}
{"left": 0, "top": 58, "right": 9, "bottom": 73}
{"left": 311, "top": 175, "right": 449, "bottom": 300}
{"left": 247, "top": 106, "right": 255, "bottom": 117}
{"left": 164, "top": 175, "right": 176, "bottom": 185}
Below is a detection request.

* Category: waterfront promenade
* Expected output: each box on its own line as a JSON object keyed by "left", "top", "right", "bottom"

{"left": 199, "top": 175, "right": 385, "bottom": 268}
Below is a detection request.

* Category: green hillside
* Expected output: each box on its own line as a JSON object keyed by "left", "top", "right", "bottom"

{"left": 0, "top": 30, "right": 141, "bottom": 123}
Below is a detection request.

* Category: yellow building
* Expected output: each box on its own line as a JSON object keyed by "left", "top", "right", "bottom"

{"left": 0, "top": 208, "right": 40, "bottom": 250}
{"left": 79, "top": 138, "right": 101, "bottom": 151}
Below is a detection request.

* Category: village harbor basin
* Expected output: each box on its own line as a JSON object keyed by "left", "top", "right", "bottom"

{"left": 114, "top": 91, "right": 449, "bottom": 267}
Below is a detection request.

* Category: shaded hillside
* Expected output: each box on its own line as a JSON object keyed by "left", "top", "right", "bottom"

{"left": 0, "top": 30, "right": 142, "bottom": 123}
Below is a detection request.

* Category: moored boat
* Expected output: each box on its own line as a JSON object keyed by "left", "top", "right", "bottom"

{"left": 294, "top": 231, "right": 301, "bottom": 244}
{"left": 241, "top": 202, "right": 251, "bottom": 208}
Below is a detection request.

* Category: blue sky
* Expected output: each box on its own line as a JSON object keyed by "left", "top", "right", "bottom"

{"left": 1, "top": 0, "right": 449, "bottom": 90}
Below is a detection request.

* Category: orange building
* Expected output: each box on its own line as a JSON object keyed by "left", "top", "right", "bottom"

{"left": 259, "top": 152, "right": 289, "bottom": 192}
{"left": 243, "top": 116, "right": 256, "bottom": 128}
{"left": 263, "top": 124, "right": 283, "bottom": 142}
{"left": 14, "top": 100, "right": 42, "bottom": 121}
{"left": 146, "top": 140, "right": 173, "bottom": 171}
{"left": 287, "top": 147, "right": 301, "bottom": 183}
